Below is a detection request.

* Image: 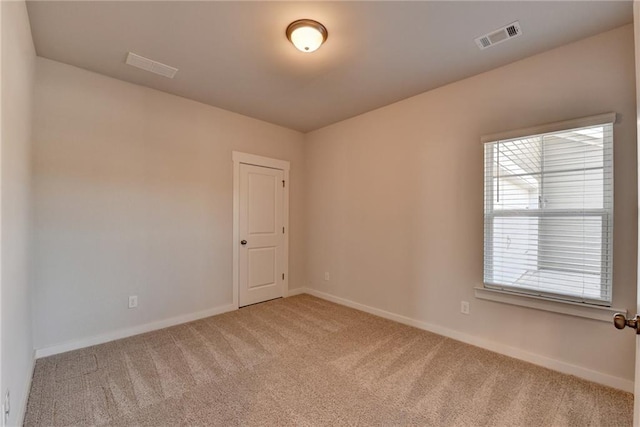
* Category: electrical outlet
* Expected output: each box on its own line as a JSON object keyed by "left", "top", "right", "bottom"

{"left": 324, "top": 272, "right": 330, "bottom": 281}
{"left": 461, "top": 301, "right": 470, "bottom": 315}
{"left": 128, "top": 295, "right": 138, "bottom": 309}
{"left": 3, "top": 389, "right": 10, "bottom": 426}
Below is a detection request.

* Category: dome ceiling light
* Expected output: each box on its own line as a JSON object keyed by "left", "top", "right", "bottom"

{"left": 286, "top": 19, "right": 328, "bottom": 53}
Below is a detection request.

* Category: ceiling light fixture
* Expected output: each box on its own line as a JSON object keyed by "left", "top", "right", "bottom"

{"left": 286, "top": 19, "right": 328, "bottom": 53}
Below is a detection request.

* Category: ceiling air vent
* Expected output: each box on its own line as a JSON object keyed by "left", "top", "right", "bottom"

{"left": 475, "top": 21, "right": 522, "bottom": 50}
{"left": 125, "top": 52, "right": 178, "bottom": 78}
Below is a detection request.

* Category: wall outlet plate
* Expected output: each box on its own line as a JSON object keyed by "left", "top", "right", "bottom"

{"left": 461, "top": 301, "right": 470, "bottom": 315}
{"left": 128, "top": 295, "right": 138, "bottom": 309}
{"left": 324, "top": 272, "right": 330, "bottom": 281}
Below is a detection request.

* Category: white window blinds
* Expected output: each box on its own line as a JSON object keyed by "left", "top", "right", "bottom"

{"left": 483, "top": 114, "right": 614, "bottom": 306}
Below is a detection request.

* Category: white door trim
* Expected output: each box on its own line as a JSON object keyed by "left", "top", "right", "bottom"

{"left": 633, "top": 1, "right": 640, "bottom": 424}
{"left": 232, "top": 151, "right": 290, "bottom": 308}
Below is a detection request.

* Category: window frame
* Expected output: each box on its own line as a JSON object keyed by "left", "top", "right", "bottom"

{"left": 481, "top": 113, "right": 617, "bottom": 313}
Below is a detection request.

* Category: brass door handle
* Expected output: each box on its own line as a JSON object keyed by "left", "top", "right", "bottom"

{"left": 613, "top": 313, "right": 640, "bottom": 334}
{"left": 241, "top": 240, "right": 247, "bottom": 246}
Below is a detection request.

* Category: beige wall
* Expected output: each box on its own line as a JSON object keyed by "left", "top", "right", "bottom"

{"left": 305, "top": 25, "right": 638, "bottom": 383}
{"left": 1, "top": 1, "right": 36, "bottom": 424}
{"left": 32, "top": 58, "right": 305, "bottom": 350}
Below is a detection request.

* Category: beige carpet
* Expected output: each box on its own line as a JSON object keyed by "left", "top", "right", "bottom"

{"left": 25, "top": 294, "right": 632, "bottom": 426}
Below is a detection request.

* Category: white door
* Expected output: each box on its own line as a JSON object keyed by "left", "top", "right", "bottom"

{"left": 634, "top": 2, "right": 640, "bottom": 425}
{"left": 633, "top": 0, "right": 640, "bottom": 427}
{"left": 238, "top": 163, "right": 285, "bottom": 307}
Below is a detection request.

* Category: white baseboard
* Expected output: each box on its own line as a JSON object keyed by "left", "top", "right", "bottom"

{"left": 16, "top": 350, "right": 36, "bottom": 427}
{"left": 33, "top": 288, "right": 634, "bottom": 392}
{"left": 287, "top": 287, "right": 307, "bottom": 297}
{"left": 36, "top": 290, "right": 306, "bottom": 359}
{"left": 301, "top": 287, "right": 634, "bottom": 393}
{"left": 35, "top": 304, "right": 237, "bottom": 359}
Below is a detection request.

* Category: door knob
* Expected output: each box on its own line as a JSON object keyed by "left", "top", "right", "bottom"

{"left": 241, "top": 240, "right": 247, "bottom": 245}
{"left": 613, "top": 313, "right": 640, "bottom": 334}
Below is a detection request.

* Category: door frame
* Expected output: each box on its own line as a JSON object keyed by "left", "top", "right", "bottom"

{"left": 232, "top": 151, "right": 290, "bottom": 308}
{"left": 634, "top": 2, "right": 640, "bottom": 425}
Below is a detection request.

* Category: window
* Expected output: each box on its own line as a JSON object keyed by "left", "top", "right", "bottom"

{"left": 483, "top": 114, "right": 614, "bottom": 306}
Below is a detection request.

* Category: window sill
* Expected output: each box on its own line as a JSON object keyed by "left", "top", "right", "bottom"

{"left": 474, "top": 287, "right": 626, "bottom": 322}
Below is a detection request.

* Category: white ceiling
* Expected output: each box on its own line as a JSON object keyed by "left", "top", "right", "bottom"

{"left": 26, "top": 1, "right": 633, "bottom": 132}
